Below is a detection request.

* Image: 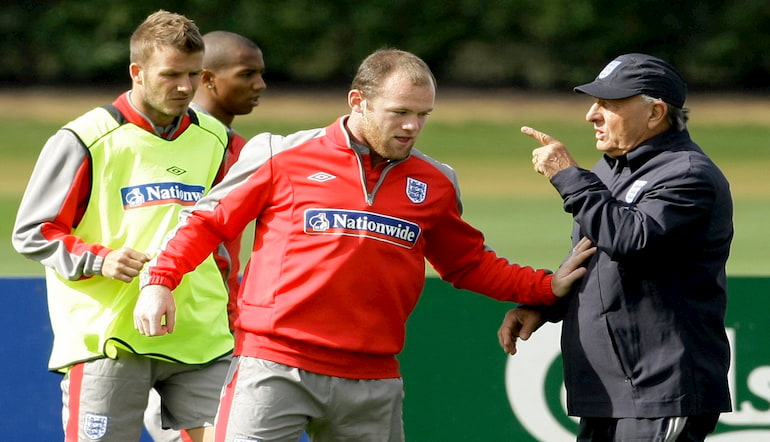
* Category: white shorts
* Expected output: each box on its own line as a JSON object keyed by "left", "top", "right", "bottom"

{"left": 61, "top": 349, "right": 230, "bottom": 441}
{"left": 216, "top": 357, "right": 405, "bottom": 442}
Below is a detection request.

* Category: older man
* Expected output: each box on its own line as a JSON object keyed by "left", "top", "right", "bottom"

{"left": 500, "top": 53, "right": 733, "bottom": 441}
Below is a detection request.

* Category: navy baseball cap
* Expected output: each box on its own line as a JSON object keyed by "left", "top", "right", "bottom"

{"left": 574, "top": 53, "right": 687, "bottom": 108}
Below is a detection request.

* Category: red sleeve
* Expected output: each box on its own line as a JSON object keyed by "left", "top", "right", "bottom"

{"left": 213, "top": 131, "right": 248, "bottom": 306}
{"left": 224, "top": 131, "right": 247, "bottom": 173}
{"left": 425, "top": 201, "right": 558, "bottom": 306}
{"left": 146, "top": 150, "right": 271, "bottom": 291}
{"left": 146, "top": 211, "right": 229, "bottom": 289}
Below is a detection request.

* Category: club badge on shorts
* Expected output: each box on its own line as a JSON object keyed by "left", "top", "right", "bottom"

{"left": 406, "top": 177, "right": 427, "bottom": 203}
{"left": 84, "top": 412, "right": 109, "bottom": 440}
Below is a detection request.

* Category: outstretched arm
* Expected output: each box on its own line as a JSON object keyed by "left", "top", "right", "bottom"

{"left": 521, "top": 126, "right": 579, "bottom": 179}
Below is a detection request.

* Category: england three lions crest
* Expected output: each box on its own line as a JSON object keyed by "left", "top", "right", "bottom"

{"left": 84, "top": 413, "right": 109, "bottom": 439}
{"left": 406, "top": 177, "right": 427, "bottom": 203}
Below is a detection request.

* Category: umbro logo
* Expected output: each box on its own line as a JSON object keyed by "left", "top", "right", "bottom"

{"left": 308, "top": 172, "right": 336, "bottom": 182}
{"left": 167, "top": 166, "right": 186, "bottom": 176}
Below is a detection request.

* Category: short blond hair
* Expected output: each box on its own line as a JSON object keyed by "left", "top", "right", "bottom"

{"left": 129, "top": 10, "right": 204, "bottom": 64}
{"left": 351, "top": 49, "right": 436, "bottom": 99}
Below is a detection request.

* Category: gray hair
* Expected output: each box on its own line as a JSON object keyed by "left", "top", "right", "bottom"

{"left": 642, "top": 94, "right": 689, "bottom": 131}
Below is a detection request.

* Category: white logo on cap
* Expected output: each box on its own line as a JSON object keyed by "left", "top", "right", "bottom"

{"left": 598, "top": 60, "right": 622, "bottom": 79}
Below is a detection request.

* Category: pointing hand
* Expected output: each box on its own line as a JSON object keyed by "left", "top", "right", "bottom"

{"left": 521, "top": 126, "right": 579, "bottom": 179}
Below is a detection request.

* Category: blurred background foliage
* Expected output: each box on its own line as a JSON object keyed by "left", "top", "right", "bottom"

{"left": 1, "top": 0, "right": 768, "bottom": 91}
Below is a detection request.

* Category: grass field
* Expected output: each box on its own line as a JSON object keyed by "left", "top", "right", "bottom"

{"left": 1, "top": 88, "right": 768, "bottom": 276}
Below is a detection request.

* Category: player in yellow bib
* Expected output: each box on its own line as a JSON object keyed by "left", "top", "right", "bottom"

{"left": 13, "top": 11, "right": 233, "bottom": 442}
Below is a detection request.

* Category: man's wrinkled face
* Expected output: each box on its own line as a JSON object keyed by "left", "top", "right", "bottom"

{"left": 585, "top": 95, "right": 657, "bottom": 158}
{"left": 132, "top": 46, "right": 203, "bottom": 126}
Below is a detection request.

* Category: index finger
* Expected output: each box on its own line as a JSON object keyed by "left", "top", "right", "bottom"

{"left": 520, "top": 126, "right": 558, "bottom": 147}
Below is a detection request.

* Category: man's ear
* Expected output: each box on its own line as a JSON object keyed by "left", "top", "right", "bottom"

{"left": 200, "top": 70, "right": 215, "bottom": 90}
{"left": 649, "top": 100, "right": 668, "bottom": 128}
{"left": 348, "top": 89, "right": 366, "bottom": 114}
{"left": 129, "top": 63, "right": 142, "bottom": 85}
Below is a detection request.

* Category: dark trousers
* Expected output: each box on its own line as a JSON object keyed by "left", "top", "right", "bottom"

{"left": 577, "top": 414, "right": 720, "bottom": 442}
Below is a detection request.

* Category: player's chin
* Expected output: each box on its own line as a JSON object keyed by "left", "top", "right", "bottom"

{"left": 389, "top": 144, "right": 414, "bottom": 159}
{"left": 166, "top": 104, "right": 191, "bottom": 117}
{"left": 386, "top": 151, "right": 411, "bottom": 161}
{"left": 237, "top": 103, "right": 257, "bottom": 114}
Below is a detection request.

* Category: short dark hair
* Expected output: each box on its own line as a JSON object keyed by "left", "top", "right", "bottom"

{"left": 202, "top": 31, "right": 261, "bottom": 71}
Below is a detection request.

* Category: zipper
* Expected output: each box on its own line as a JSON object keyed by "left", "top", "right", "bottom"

{"left": 353, "top": 148, "right": 402, "bottom": 205}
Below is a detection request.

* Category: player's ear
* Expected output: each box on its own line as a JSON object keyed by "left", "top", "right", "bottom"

{"left": 129, "top": 63, "right": 142, "bottom": 85}
{"left": 348, "top": 89, "right": 366, "bottom": 114}
{"left": 200, "top": 70, "right": 215, "bottom": 90}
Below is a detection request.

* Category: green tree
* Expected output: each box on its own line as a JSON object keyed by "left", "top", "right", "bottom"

{"left": 0, "top": 0, "right": 767, "bottom": 90}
